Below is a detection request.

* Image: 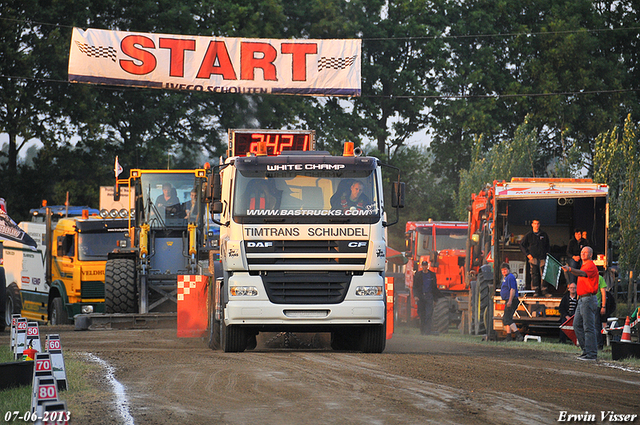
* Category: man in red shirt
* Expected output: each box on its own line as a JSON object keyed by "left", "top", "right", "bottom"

{"left": 562, "top": 246, "right": 599, "bottom": 361}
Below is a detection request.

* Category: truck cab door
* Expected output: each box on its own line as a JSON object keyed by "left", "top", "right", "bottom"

{"left": 55, "top": 234, "right": 76, "bottom": 286}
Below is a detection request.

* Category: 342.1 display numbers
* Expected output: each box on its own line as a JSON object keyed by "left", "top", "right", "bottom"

{"left": 229, "top": 129, "right": 315, "bottom": 157}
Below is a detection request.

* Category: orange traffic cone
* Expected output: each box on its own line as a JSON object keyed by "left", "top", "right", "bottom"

{"left": 620, "top": 316, "right": 632, "bottom": 343}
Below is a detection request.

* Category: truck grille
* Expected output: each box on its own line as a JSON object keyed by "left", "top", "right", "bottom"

{"left": 261, "top": 272, "right": 352, "bottom": 304}
{"left": 81, "top": 281, "right": 105, "bottom": 299}
{"left": 246, "top": 240, "right": 367, "bottom": 266}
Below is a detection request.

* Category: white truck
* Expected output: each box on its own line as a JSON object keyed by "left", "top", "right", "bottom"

{"left": 206, "top": 129, "right": 404, "bottom": 352}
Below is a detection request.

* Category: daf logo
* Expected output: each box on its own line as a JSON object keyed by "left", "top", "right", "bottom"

{"left": 246, "top": 241, "right": 273, "bottom": 248}
{"left": 348, "top": 242, "right": 367, "bottom": 248}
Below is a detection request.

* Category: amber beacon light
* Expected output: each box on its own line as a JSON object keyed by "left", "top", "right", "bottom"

{"left": 343, "top": 142, "right": 355, "bottom": 157}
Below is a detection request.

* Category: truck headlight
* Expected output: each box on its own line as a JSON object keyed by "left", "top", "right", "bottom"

{"left": 230, "top": 286, "right": 258, "bottom": 296}
{"left": 355, "top": 286, "right": 383, "bottom": 296}
{"left": 81, "top": 305, "right": 94, "bottom": 314}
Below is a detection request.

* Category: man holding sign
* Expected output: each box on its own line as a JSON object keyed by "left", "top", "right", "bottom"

{"left": 562, "top": 246, "right": 599, "bottom": 361}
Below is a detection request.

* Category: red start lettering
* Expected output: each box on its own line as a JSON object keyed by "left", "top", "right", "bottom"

{"left": 118, "top": 38, "right": 318, "bottom": 82}
{"left": 120, "top": 35, "right": 157, "bottom": 75}
{"left": 241, "top": 42, "right": 277, "bottom": 81}
{"left": 196, "top": 41, "right": 237, "bottom": 80}
{"left": 159, "top": 38, "right": 196, "bottom": 77}
{"left": 281, "top": 43, "right": 317, "bottom": 81}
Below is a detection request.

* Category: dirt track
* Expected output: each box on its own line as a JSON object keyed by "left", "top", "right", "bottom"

{"left": 3, "top": 325, "right": 639, "bottom": 425}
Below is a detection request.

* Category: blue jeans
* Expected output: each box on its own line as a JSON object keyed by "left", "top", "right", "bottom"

{"left": 574, "top": 294, "right": 598, "bottom": 358}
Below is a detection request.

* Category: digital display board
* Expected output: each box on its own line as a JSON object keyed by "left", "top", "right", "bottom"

{"left": 228, "top": 129, "right": 315, "bottom": 157}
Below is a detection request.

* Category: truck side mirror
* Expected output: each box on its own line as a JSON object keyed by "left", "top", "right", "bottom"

{"left": 212, "top": 173, "right": 222, "bottom": 201}
{"left": 114, "top": 185, "right": 120, "bottom": 202}
{"left": 211, "top": 200, "right": 223, "bottom": 214}
{"left": 392, "top": 182, "right": 405, "bottom": 208}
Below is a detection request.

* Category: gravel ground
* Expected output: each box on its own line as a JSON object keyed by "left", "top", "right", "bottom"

{"left": 2, "top": 324, "right": 639, "bottom": 425}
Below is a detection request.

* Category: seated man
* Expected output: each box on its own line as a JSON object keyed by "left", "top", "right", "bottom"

{"left": 155, "top": 183, "right": 182, "bottom": 217}
{"left": 246, "top": 180, "right": 279, "bottom": 210}
{"left": 156, "top": 183, "right": 180, "bottom": 208}
{"left": 183, "top": 189, "right": 197, "bottom": 220}
{"left": 331, "top": 180, "right": 371, "bottom": 211}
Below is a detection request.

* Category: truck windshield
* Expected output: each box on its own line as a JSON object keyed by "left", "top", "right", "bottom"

{"left": 140, "top": 173, "right": 199, "bottom": 228}
{"left": 417, "top": 227, "right": 467, "bottom": 256}
{"left": 233, "top": 169, "right": 380, "bottom": 224}
{"left": 78, "top": 232, "right": 128, "bottom": 261}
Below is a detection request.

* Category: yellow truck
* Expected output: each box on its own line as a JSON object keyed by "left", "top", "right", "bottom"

{"left": 3, "top": 208, "right": 128, "bottom": 325}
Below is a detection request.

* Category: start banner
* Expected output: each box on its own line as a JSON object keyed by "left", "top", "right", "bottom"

{"left": 68, "top": 27, "right": 361, "bottom": 97}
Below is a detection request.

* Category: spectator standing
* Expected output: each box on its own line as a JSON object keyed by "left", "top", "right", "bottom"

{"left": 565, "top": 229, "right": 588, "bottom": 284}
{"left": 581, "top": 230, "right": 592, "bottom": 248}
{"left": 519, "top": 219, "right": 551, "bottom": 297}
{"left": 413, "top": 257, "right": 439, "bottom": 335}
{"left": 562, "top": 247, "right": 599, "bottom": 361}
{"left": 595, "top": 275, "right": 608, "bottom": 350}
{"left": 500, "top": 263, "right": 523, "bottom": 342}
{"left": 558, "top": 282, "right": 578, "bottom": 344}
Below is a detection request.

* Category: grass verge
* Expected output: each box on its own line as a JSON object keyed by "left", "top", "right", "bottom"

{"left": 0, "top": 346, "right": 103, "bottom": 423}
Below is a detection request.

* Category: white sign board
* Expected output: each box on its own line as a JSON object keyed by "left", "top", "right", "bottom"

{"left": 100, "top": 186, "right": 133, "bottom": 212}
{"left": 69, "top": 28, "right": 361, "bottom": 97}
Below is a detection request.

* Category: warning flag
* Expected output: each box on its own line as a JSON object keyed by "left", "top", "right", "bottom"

{"left": 0, "top": 208, "right": 37, "bottom": 249}
{"left": 114, "top": 156, "right": 123, "bottom": 178}
{"left": 542, "top": 254, "right": 562, "bottom": 289}
{"left": 560, "top": 315, "right": 577, "bottom": 345}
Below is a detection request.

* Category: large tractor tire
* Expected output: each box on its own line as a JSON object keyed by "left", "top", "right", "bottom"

{"left": 49, "top": 297, "right": 69, "bottom": 325}
{"left": 358, "top": 324, "right": 386, "bottom": 353}
{"left": 5, "top": 283, "right": 21, "bottom": 329}
{"left": 477, "top": 273, "right": 491, "bottom": 334}
{"left": 105, "top": 258, "right": 137, "bottom": 314}
{"left": 432, "top": 297, "right": 451, "bottom": 334}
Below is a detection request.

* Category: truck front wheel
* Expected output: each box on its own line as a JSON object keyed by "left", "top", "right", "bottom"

{"left": 49, "top": 297, "right": 69, "bottom": 325}
{"left": 359, "top": 324, "right": 386, "bottom": 353}
{"left": 208, "top": 307, "right": 221, "bottom": 350}
{"left": 221, "top": 320, "right": 247, "bottom": 353}
{"left": 105, "top": 259, "right": 137, "bottom": 314}
{"left": 5, "top": 283, "right": 21, "bottom": 328}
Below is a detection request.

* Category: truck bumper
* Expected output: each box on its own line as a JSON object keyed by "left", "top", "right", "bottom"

{"left": 225, "top": 272, "right": 385, "bottom": 326}
{"left": 225, "top": 300, "right": 385, "bottom": 326}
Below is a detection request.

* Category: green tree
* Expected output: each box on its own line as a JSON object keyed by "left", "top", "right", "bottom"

{"left": 456, "top": 117, "right": 541, "bottom": 220}
{"left": 345, "top": 0, "right": 446, "bottom": 154}
{"left": 430, "top": 0, "right": 632, "bottom": 187}
{"left": 594, "top": 114, "right": 640, "bottom": 280}
{"left": 0, "top": 1, "right": 44, "bottom": 173}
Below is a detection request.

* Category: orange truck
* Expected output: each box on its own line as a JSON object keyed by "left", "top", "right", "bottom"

{"left": 465, "top": 178, "right": 609, "bottom": 337}
{"left": 396, "top": 220, "right": 468, "bottom": 333}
